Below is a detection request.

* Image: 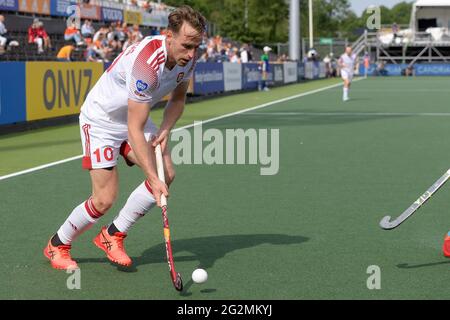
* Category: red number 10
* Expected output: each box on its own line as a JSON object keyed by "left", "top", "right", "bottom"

{"left": 93, "top": 147, "right": 114, "bottom": 162}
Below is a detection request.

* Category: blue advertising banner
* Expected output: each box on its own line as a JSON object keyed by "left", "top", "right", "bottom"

{"left": 0, "top": 62, "right": 26, "bottom": 125}
{"left": 103, "top": 61, "right": 113, "bottom": 71}
{"left": 298, "top": 63, "right": 305, "bottom": 80}
{"left": 313, "top": 61, "right": 320, "bottom": 79}
{"left": 272, "top": 63, "right": 284, "bottom": 85}
{"left": 242, "top": 63, "right": 261, "bottom": 90}
{"left": 101, "top": 6, "right": 124, "bottom": 22}
{"left": 359, "top": 63, "right": 377, "bottom": 75}
{"left": 360, "top": 63, "right": 409, "bottom": 76}
{"left": 50, "top": 0, "right": 76, "bottom": 17}
{"left": 0, "top": 0, "right": 17, "bottom": 11}
{"left": 382, "top": 64, "right": 408, "bottom": 76}
{"left": 193, "top": 63, "right": 224, "bottom": 95}
{"left": 415, "top": 64, "right": 450, "bottom": 76}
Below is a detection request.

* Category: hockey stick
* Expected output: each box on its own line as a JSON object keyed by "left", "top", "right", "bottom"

{"left": 155, "top": 144, "right": 183, "bottom": 291}
{"left": 379, "top": 169, "right": 450, "bottom": 230}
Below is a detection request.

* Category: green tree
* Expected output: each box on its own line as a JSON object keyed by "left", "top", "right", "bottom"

{"left": 162, "top": 0, "right": 413, "bottom": 45}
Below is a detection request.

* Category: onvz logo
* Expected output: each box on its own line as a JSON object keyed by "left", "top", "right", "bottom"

{"left": 136, "top": 80, "right": 148, "bottom": 92}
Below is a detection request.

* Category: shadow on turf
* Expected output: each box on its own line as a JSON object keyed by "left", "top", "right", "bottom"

{"left": 134, "top": 233, "right": 309, "bottom": 267}
{"left": 76, "top": 233, "right": 309, "bottom": 271}
{"left": 397, "top": 261, "right": 450, "bottom": 269}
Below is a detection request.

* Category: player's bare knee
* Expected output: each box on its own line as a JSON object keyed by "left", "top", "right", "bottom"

{"left": 92, "top": 194, "right": 116, "bottom": 214}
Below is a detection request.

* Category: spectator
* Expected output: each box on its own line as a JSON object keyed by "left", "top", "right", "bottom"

{"left": 198, "top": 51, "right": 209, "bottom": 63}
{"left": 116, "top": 22, "right": 128, "bottom": 43}
{"left": 329, "top": 53, "right": 337, "bottom": 77}
{"left": 307, "top": 48, "right": 318, "bottom": 62}
{"left": 230, "top": 47, "right": 240, "bottom": 63}
{"left": 106, "top": 22, "right": 121, "bottom": 51}
{"left": 278, "top": 53, "right": 288, "bottom": 62}
{"left": 240, "top": 43, "right": 250, "bottom": 63}
{"left": 85, "top": 42, "right": 101, "bottom": 62}
{"left": 131, "top": 24, "right": 143, "bottom": 42}
{"left": 216, "top": 48, "right": 228, "bottom": 63}
{"left": 402, "top": 65, "right": 414, "bottom": 77}
{"left": 64, "top": 22, "right": 83, "bottom": 46}
{"left": 93, "top": 25, "right": 109, "bottom": 43}
{"left": 363, "top": 52, "right": 370, "bottom": 77}
{"left": 150, "top": 26, "right": 160, "bottom": 36}
{"left": 323, "top": 54, "right": 332, "bottom": 78}
{"left": 81, "top": 20, "right": 95, "bottom": 39}
{"left": 375, "top": 61, "right": 388, "bottom": 76}
{"left": 259, "top": 46, "right": 271, "bottom": 91}
{"left": 57, "top": 44, "right": 75, "bottom": 61}
{"left": 392, "top": 22, "right": 399, "bottom": 37}
{"left": 93, "top": 32, "right": 112, "bottom": 62}
{"left": 28, "top": 19, "right": 51, "bottom": 54}
{"left": 0, "top": 15, "right": 18, "bottom": 54}
{"left": 123, "top": 25, "right": 143, "bottom": 51}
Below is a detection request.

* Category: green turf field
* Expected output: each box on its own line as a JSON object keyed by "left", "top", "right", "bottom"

{"left": 2, "top": 77, "right": 450, "bottom": 300}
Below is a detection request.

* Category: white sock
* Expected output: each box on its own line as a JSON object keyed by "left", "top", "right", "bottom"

{"left": 57, "top": 198, "right": 103, "bottom": 244}
{"left": 112, "top": 181, "right": 156, "bottom": 234}
{"left": 343, "top": 87, "right": 349, "bottom": 99}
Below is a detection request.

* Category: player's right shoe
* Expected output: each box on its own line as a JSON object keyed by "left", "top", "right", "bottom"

{"left": 442, "top": 233, "right": 450, "bottom": 257}
{"left": 93, "top": 226, "right": 132, "bottom": 267}
{"left": 43, "top": 240, "right": 78, "bottom": 270}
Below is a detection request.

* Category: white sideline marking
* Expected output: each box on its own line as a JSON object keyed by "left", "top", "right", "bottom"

{"left": 0, "top": 79, "right": 362, "bottom": 182}
{"left": 244, "top": 112, "right": 450, "bottom": 117}
{"left": 0, "top": 156, "right": 83, "bottom": 181}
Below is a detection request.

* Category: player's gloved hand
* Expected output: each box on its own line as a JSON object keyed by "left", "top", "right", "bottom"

{"left": 147, "top": 176, "right": 169, "bottom": 207}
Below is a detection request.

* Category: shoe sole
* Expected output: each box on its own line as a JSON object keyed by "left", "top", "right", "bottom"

{"left": 93, "top": 237, "right": 132, "bottom": 267}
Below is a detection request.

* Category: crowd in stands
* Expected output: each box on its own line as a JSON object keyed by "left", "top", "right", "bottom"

{"left": 197, "top": 35, "right": 282, "bottom": 64}
{"left": 125, "top": 0, "right": 172, "bottom": 13}
{"left": 0, "top": 15, "right": 19, "bottom": 54}
{"left": 55, "top": 19, "right": 157, "bottom": 62}
{"left": 1, "top": 8, "right": 285, "bottom": 65}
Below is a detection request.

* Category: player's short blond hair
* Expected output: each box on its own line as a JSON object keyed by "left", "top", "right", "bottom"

{"left": 168, "top": 5, "right": 206, "bottom": 36}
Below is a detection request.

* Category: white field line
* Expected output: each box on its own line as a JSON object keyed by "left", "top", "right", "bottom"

{"left": 243, "top": 112, "right": 450, "bottom": 117}
{"left": 0, "top": 79, "right": 362, "bottom": 182}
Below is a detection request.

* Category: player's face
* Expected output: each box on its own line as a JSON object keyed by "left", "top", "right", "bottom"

{"left": 346, "top": 47, "right": 352, "bottom": 56}
{"left": 168, "top": 22, "right": 203, "bottom": 67}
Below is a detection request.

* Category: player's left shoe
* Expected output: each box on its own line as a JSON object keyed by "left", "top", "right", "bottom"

{"left": 93, "top": 226, "right": 132, "bottom": 267}
{"left": 442, "top": 233, "right": 450, "bottom": 257}
{"left": 43, "top": 240, "right": 79, "bottom": 270}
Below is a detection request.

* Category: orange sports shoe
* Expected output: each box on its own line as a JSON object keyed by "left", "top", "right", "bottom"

{"left": 93, "top": 226, "right": 132, "bottom": 267}
{"left": 443, "top": 233, "right": 450, "bottom": 258}
{"left": 43, "top": 240, "right": 78, "bottom": 270}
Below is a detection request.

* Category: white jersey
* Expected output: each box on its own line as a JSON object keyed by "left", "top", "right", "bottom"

{"left": 339, "top": 53, "right": 357, "bottom": 73}
{"left": 81, "top": 36, "right": 194, "bottom": 130}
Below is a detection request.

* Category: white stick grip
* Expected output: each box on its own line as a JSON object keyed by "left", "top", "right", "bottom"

{"left": 155, "top": 144, "right": 167, "bottom": 207}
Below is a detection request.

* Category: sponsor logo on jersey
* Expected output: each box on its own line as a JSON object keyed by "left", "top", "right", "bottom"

{"left": 134, "top": 90, "right": 146, "bottom": 98}
{"left": 136, "top": 80, "right": 149, "bottom": 92}
{"left": 177, "top": 72, "right": 185, "bottom": 83}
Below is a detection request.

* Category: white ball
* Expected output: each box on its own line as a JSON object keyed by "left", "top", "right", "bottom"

{"left": 192, "top": 268, "right": 208, "bottom": 284}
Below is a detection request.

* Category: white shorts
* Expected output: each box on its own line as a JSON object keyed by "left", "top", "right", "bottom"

{"left": 341, "top": 70, "right": 353, "bottom": 81}
{"left": 79, "top": 113, "right": 158, "bottom": 170}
